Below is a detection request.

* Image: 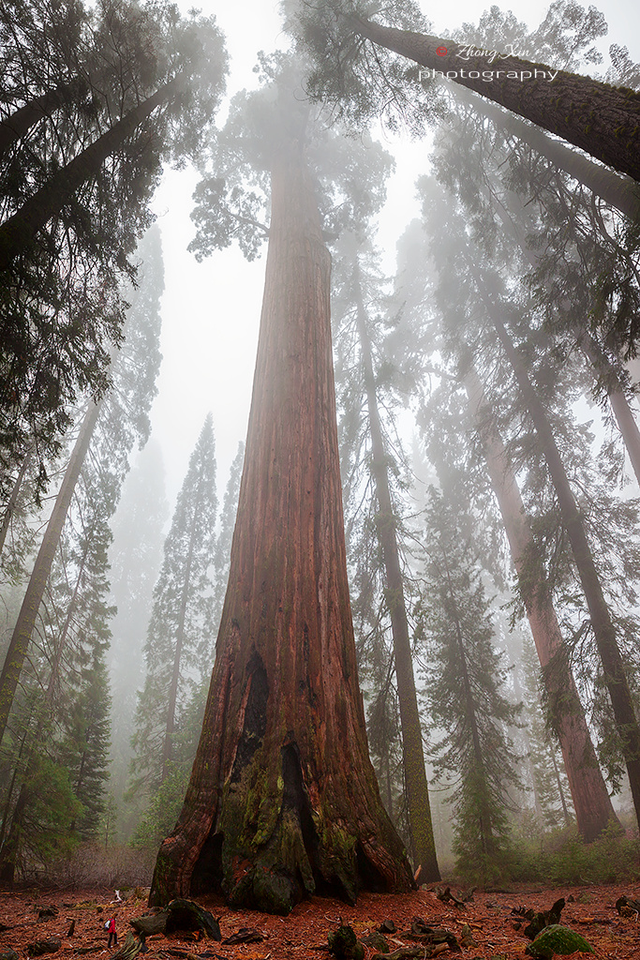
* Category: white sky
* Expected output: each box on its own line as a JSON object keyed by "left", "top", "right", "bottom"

{"left": 144, "top": 0, "right": 640, "bottom": 508}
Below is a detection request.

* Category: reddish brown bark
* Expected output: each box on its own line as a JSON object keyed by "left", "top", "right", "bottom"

{"left": 349, "top": 16, "right": 640, "bottom": 182}
{"left": 490, "top": 313, "right": 640, "bottom": 829}
{"left": 465, "top": 369, "right": 617, "bottom": 842}
{"left": 149, "top": 131, "right": 413, "bottom": 915}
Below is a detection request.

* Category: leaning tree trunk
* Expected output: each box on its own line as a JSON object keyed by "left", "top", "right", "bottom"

{"left": 465, "top": 368, "right": 617, "bottom": 841}
{"left": 0, "top": 74, "right": 184, "bottom": 271}
{"left": 0, "top": 81, "right": 82, "bottom": 160}
{"left": 490, "top": 193, "right": 640, "bottom": 488}
{"left": 452, "top": 86, "right": 640, "bottom": 220}
{"left": 578, "top": 334, "right": 640, "bottom": 488}
{"left": 149, "top": 131, "right": 414, "bottom": 915}
{"left": 349, "top": 16, "right": 640, "bottom": 182}
{"left": 0, "top": 399, "right": 101, "bottom": 746}
{"left": 353, "top": 264, "right": 439, "bottom": 882}
{"left": 491, "top": 311, "right": 640, "bottom": 829}
{"left": 0, "top": 446, "right": 32, "bottom": 559}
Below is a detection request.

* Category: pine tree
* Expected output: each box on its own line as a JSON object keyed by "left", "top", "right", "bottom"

{"left": 0, "top": 227, "right": 164, "bottom": 879}
{"left": 420, "top": 487, "right": 521, "bottom": 883}
{"left": 518, "top": 637, "right": 573, "bottom": 833}
{"left": 211, "top": 442, "right": 244, "bottom": 642}
{"left": 130, "top": 414, "right": 218, "bottom": 794}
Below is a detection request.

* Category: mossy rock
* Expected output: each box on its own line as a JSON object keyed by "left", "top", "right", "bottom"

{"left": 525, "top": 924, "right": 594, "bottom": 959}
{"left": 361, "top": 931, "right": 389, "bottom": 953}
{"left": 328, "top": 924, "right": 364, "bottom": 960}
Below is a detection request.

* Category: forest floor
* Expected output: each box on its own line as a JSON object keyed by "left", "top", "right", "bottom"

{"left": 1, "top": 881, "right": 639, "bottom": 960}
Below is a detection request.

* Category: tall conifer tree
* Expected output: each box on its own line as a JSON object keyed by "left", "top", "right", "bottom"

{"left": 420, "top": 488, "right": 521, "bottom": 883}
{"left": 130, "top": 415, "right": 218, "bottom": 793}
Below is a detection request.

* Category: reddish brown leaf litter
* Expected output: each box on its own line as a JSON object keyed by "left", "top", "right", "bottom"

{"left": 1, "top": 883, "right": 640, "bottom": 960}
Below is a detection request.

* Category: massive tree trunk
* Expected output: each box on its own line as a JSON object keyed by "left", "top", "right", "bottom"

{"left": 353, "top": 265, "right": 439, "bottom": 882}
{"left": 0, "top": 75, "right": 184, "bottom": 271}
{"left": 0, "top": 399, "right": 101, "bottom": 746}
{"left": 491, "top": 312, "right": 640, "bottom": 828}
{"left": 452, "top": 87, "right": 640, "bottom": 220}
{"left": 465, "top": 368, "right": 617, "bottom": 842}
{"left": 348, "top": 16, "right": 640, "bottom": 182}
{"left": 149, "top": 131, "right": 413, "bottom": 915}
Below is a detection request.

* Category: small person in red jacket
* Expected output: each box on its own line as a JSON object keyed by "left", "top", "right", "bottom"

{"left": 107, "top": 916, "right": 117, "bottom": 949}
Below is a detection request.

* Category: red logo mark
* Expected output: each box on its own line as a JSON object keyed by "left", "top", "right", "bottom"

{"left": 436, "top": 46, "right": 448, "bottom": 56}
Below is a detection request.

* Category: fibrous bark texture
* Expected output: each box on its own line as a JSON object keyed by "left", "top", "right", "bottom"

{"left": 149, "top": 134, "right": 414, "bottom": 915}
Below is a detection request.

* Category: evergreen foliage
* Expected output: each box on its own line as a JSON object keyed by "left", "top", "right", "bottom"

{"left": 419, "top": 488, "right": 521, "bottom": 883}
{"left": 0, "top": 0, "right": 227, "bottom": 500}
{"left": 0, "top": 226, "right": 164, "bottom": 877}
{"left": 130, "top": 415, "right": 218, "bottom": 798}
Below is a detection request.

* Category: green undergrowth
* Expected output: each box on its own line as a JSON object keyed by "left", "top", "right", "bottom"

{"left": 504, "top": 822, "right": 640, "bottom": 886}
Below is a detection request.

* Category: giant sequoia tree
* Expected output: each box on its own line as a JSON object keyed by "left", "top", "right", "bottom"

{"left": 150, "top": 79, "right": 413, "bottom": 914}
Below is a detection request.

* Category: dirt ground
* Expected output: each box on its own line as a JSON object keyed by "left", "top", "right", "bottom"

{"left": 1, "top": 881, "right": 639, "bottom": 960}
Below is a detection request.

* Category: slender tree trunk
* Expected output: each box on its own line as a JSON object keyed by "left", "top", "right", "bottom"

{"left": 453, "top": 86, "right": 640, "bottom": 219}
{"left": 465, "top": 368, "right": 617, "bottom": 841}
{"left": 149, "top": 128, "right": 413, "bottom": 915}
{"left": 353, "top": 266, "right": 439, "bottom": 882}
{"left": 441, "top": 548, "right": 494, "bottom": 855}
{"left": 0, "top": 446, "right": 33, "bottom": 559}
{"left": 160, "top": 475, "right": 203, "bottom": 783}
{"left": 0, "top": 399, "right": 101, "bottom": 745}
{"left": 490, "top": 194, "right": 640, "bottom": 489}
{"left": 0, "top": 75, "right": 183, "bottom": 270}
{"left": 348, "top": 16, "right": 640, "bottom": 182}
{"left": 550, "top": 747, "right": 572, "bottom": 825}
{"left": 0, "top": 535, "right": 91, "bottom": 881}
{"left": 491, "top": 311, "right": 640, "bottom": 828}
{"left": 0, "top": 82, "right": 80, "bottom": 159}
{"left": 579, "top": 334, "right": 640, "bottom": 488}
